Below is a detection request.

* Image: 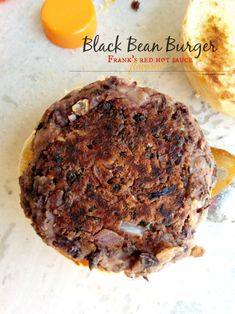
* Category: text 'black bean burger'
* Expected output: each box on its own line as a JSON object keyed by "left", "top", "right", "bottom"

{"left": 19, "top": 77, "right": 216, "bottom": 277}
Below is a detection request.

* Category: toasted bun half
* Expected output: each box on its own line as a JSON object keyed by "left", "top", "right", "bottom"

{"left": 18, "top": 131, "right": 35, "bottom": 176}
{"left": 182, "top": 0, "right": 235, "bottom": 117}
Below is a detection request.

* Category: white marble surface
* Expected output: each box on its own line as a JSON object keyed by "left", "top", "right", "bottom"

{"left": 0, "top": 1, "right": 235, "bottom": 313}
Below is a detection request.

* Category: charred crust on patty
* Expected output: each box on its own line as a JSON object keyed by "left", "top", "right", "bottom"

{"left": 19, "top": 76, "right": 216, "bottom": 277}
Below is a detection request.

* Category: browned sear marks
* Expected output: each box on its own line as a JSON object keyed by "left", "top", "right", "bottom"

{"left": 19, "top": 77, "right": 216, "bottom": 277}
{"left": 202, "top": 16, "right": 229, "bottom": 85}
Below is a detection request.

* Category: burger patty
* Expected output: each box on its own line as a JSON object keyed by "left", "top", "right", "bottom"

{"left": 19, "top": 77, "right": 216, "bottom": 277}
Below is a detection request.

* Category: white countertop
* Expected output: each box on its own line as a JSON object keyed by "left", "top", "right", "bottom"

{"left": 0, "top": 1, "right": 235, "bottom": 313}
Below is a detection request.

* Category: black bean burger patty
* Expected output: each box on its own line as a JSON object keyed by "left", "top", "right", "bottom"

{"left": 19, "top": 77, "right": 216, "bottom": 277}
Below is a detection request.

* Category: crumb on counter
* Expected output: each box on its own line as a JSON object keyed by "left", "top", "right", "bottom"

{"left": 191, "top": 246, "right": 205, "bottom": 257}
{"left": 100, "top": 0, "right": 116, "bottom": 14}
{"left": 131, "top": 0, "right": 140, "bottom": 11}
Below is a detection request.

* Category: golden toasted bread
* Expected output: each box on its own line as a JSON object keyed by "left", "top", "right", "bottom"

{"left": 211, "top": 147, "right": 235, "bottom": 197}
{"left": 182, "top": 0, "right": 235, "bottom": 117}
